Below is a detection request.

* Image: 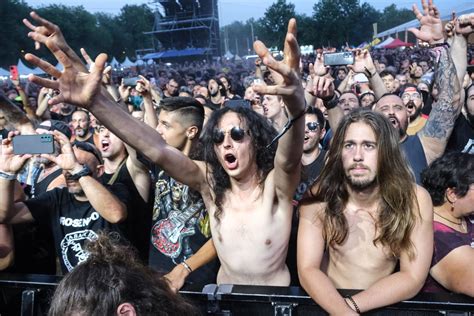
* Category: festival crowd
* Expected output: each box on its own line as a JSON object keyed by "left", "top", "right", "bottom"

{"left": 0, "top": 0, "right": 473, "bottom": 314}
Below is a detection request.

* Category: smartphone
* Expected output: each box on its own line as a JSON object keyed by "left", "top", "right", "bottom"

{"left": 9, "top": 65, "right": 19, "bottom": 81}
{"left": 323, "top": 52, "right": 354, "bottom": 66}
{"left": 123, "top": 77, "right": 139, "bottom": 87}
{"left": 13, "top": 134, "right": 55, "bottom": 155}
{"left": 224, "top": 99, "right": 251, "bottom": 109}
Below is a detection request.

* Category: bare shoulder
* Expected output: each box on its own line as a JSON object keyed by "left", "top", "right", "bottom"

{"left": 414, "top": 184, "right": 433, "bottom": 220}
{"left": 299, "top": 200, "right": 326, "bottom": 225}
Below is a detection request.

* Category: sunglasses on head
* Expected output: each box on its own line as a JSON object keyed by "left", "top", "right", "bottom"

{"left": 306, "top": 122, "right": 319, "bottom": 131}
{"left": 212, "top": 126, "right": 247, "bottom": 144}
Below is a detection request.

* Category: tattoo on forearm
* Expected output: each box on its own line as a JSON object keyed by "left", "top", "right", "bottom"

{"left": 421, "top": 47, "right": 460, "bottom": 139}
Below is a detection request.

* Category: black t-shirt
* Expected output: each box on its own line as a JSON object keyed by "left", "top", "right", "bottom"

{"left": 0, "top": 128, "right": 8, "bottom": 140}
{"left": 50, "top": 111, "right": 73, "bottom": 124}
{"left": 446, "top": 114, "right": 474, "bottom": 154}
{"left": 24, "top": 187, "right": 126, "bottom": 273}
{"left": 287, "top": 150, "right": 326, "bottom": 286}
{"left": 146, "top": 164, "right": 218, "bottom": 286}
{"left": 100, "top": 163, "right": 152, "bottom": 262}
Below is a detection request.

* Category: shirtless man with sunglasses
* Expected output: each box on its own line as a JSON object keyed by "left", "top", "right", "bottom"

{"left": 24, "top": 14, "right": 305, "bottom": 286}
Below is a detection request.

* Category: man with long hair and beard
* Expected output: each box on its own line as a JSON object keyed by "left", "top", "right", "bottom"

{"left": 298, "top": 108, "right": 433, "bottom": 314}
{"left": 23, "top": 14, "right": 305, "bottom": 287}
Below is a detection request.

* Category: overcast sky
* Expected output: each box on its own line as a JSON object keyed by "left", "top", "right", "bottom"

{"left": 24, "top": 0, "right": 470, "bottom": 26}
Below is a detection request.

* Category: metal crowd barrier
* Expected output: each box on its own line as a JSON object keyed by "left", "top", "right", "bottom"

{"left": 0, "top": 273, "right": 473, "bottom": 315}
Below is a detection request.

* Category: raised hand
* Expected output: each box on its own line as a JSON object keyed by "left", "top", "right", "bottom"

{"left": 23, "top": 11, "right": 87, "bottom": 73}
{"left": 408, "top": 0, "right": 444, "bottom": 44}
{"left": 24, "top": 43, "right": 107, "bottom": 109}
{"left": 253, "top": 19, "right": 304, "bottom": 113}
{"left": 0, "top": 132, "right": 32, "bottom": 174}
{"left": 348, "top": 49, "right": 376, "bottom": 75}
{"left": 311, "top": 53, "right": 329, "bottom": 76}
{"left": 456, "top": 13, "right": 474, "bottom": 35}
{"left": 40, "top": 131, "right": 79, "bottom": 172}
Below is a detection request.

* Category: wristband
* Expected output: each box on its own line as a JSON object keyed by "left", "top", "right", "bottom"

{"left": 323, "top": 94, "right": 339, "bottom": 110}
{"left": 266, "top": 104, "right": 307, "bottom": 148}
{"left": 345, "top": 295, "right": 360, "bottom": 314}
{"left": 430, "top": 42, "right": 450, "bottom": 49}
{"left": 68, "top": 164, "right": 92, "bottom": 181}
{"left": 0, "top": 170, "right": 17, "bottom": 181}
{"left": 364, "top": 67, "right": 376, "bottom": 79}
{"left": 181, "top": 261, "right": 192, "bottom": 273}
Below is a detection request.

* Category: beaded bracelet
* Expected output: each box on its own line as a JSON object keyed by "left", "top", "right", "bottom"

{"left": 345, "top": 295, "right": 361, "bottom": 314}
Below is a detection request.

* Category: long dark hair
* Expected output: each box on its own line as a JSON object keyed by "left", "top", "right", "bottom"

{"left": 313, "top": 108, "right": 418, "bottom": 259}
{"left": 200, "top": 106, "right": 277, "bottom": 224}
{"left": 48, "top": 233, "right": 198, "bottom": 316}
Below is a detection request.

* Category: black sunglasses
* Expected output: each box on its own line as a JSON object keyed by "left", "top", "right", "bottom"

{"left": 212, "top": 126, "right": 247, "bottom": 144}
{"left": 306, "top": 122, "right": 319, "bottom": 131}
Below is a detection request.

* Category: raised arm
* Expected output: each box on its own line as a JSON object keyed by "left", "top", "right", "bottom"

{"left": 410, "top": 0, "right": 462, "bottom": 164}
{"left": 348, "top": 49, "right": 387, "bottom": 99}
{"left": 253, "top": 18, "right": 306, "bottom": 198}
{"left": 43, "top": 131, "right": 127, "bottom": 223}
{"left": 0, "top": 132, "right": 34, "bottom": 224}
{"left": 349, "top": 185, "right": 433, "bottom": 312}
{"left": 24, "top": 38, "right": 207, "bottom": 194}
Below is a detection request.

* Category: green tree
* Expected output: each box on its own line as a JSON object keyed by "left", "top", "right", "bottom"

{"left": 0, "top": 0, "right": 32, "bottom": 68}
{"left": 312, "top": 0, "right": 380, "bottom": 47}
{"left": 377, "top": 4, "right": 414, "bottom": 33}
{"left": 117, "top": 4, "right": 155, "bottom": 61}
{"left": 256, "top": 0, "right": 296, "bottom": 50}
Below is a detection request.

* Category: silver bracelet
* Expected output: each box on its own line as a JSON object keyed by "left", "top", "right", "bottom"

{"left": 181, "top": 261, "right": 192, "bottom": 273}
{"left": 0, "top": 170, "right": 17, "bottom": 181}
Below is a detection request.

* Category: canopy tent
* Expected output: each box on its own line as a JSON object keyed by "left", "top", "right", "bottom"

{"left": 121, "top": 57, "right": 136, "bottom": 68}
{"left": 374, "top": 37, "right": 394, "bottom": 49}
{"left": 224, "top": 51, "right": 234, "bottom": 59}
{"left": 16, "top": 59, "right": 35, "bottom": 75}
{"left": 376, "top": 6, "right": 474, "bottom": 38}
{"left": 383, "top": 38, "right": 414, "bottom": 49}
{"left": 109, "top": 57, "right": 121, "bottom": 68}
{"left": 143, "top": 48, "right": 208, "bottom": 60}
{"left": 0, "top": 68, "right": 10, "bottom": 77}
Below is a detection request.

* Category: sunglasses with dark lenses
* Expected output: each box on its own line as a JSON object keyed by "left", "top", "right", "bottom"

{"left": 306, "top": 122, "right": 319, "bottom": 131}
{"left": 212, "top": 126, "right": 247, "bottom": 144}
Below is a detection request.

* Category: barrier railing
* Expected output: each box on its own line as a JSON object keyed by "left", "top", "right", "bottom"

{"left": 0, "top": 273, "right": 473, "bottom": 315}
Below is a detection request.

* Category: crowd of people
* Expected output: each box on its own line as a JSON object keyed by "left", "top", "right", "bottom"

{"left": 0, "top": 0, "right": 473, "bottom": 314}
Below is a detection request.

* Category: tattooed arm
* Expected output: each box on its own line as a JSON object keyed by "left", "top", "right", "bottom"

{"left": 418, "top": 46, "right": 461, "bottom": 164}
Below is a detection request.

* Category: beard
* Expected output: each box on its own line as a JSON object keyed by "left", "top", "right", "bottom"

{"left": 345, "top": 166, "right": 377, "bottom": 191}
{"left": 407, "top": 101, "right": 422, "bottom": 121}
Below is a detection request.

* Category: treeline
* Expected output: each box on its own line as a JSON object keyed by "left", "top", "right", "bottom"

{"left": 0, "top": 0, "right": 154, "bottom": 68}
{"left": 223, "top": 0, "right": 414, "bottom": 54}
{"left": 0, "top": 0, "right": 414, "bottom": 68}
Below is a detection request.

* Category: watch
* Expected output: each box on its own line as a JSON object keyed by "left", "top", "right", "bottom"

{"left": 69, "top": 164, "right": 92, "bottom": 180}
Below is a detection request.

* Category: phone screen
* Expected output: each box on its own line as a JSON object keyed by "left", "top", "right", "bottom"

{"left": 9, "top": 65, "right": 19, "bottom": 81}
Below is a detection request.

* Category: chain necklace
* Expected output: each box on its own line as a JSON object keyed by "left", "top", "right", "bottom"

{"left": 434, "top": 211, "right": 466, "bottom": 230}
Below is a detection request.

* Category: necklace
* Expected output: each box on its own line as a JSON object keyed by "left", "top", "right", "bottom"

{"left": 434, "top": 211, "right": 463, "bottom": 226}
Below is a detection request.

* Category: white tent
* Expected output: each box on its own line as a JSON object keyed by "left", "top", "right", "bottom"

{"left": 16, "top": 59, "right": 35, "bottom": 76}
{"left": 224, "top": 51, "right": 234, "bottom": 59}
{"left": 0, "top": 68, "right": 10, "bottom": 77}
{"left": 374, "top": 37, "right": 394, "bottom": 49}
{"left": 121, "top": 57, "right": 136, "bottom": 68}
{"left": 110, "top": 57, "right": 120, "bottom": 68}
